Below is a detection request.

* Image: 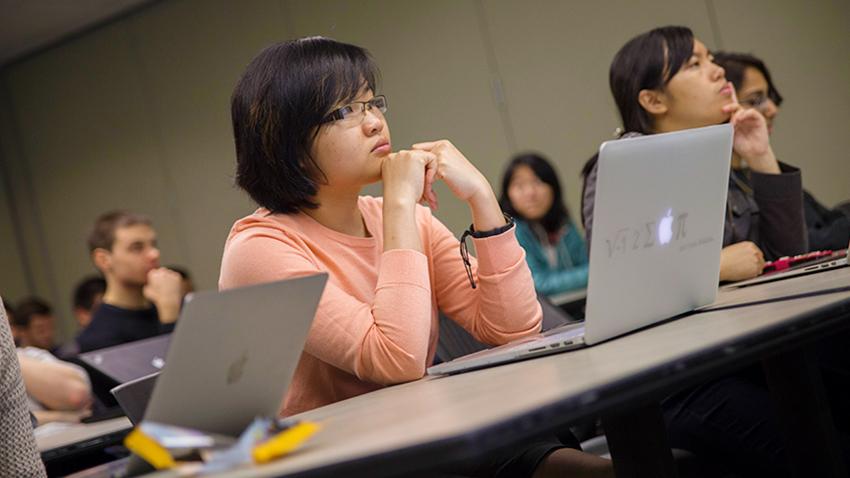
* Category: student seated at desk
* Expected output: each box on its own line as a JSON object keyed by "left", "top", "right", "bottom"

{"left": 582, "top": 29, "right": 808, "bottom": 284}
{"left": 75, "top": 211, "right": 183, "bottom": 353}
{"left": 219, "top": 37, "right": 612, "bottom": 478}
{"left": 499, "top": 153, "right": 588, "bottom": 298}
{"left": 0, "top": 299, "right": 47, "bottom": 477}
{"left": 713, "top": 51, "right": 850, "bottom": 251}
{"left": 580, "top": 25, "right": 848, "bottom": 476}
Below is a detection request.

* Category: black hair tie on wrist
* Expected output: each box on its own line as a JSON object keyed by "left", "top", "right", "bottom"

{"left": 458, "top": 213, "right": 515, "bottom": 289}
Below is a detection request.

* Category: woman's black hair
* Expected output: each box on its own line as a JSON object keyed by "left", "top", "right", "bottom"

{"left": 231, "top": 37, "right": 379, "bottom": 213}
{"left": 580, "top": 26, "right": 695, "bottom": 227}
{"left": 712, "top": 51, "right": 784, "bottom": 106}
{"left": 499, "top": 153, "right": 570, "bottom": 234}
{"left": 610, "top": 25, "right": 695, "bottom": 137}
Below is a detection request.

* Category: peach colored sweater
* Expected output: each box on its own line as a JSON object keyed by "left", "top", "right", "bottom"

{"left": 219, "top": 196, "right": 542, "bottom": 416}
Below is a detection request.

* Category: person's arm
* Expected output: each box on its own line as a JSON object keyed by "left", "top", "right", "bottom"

{"left": 725, "top": 91, "right": 807, "bottom": 258}
{"left": 408, "top": 140, "right": 541, "bottom": 345}
{"left": 749, "top": 163, "right": 808, "bottom": 259}
{"left": 18, "top": 355, "right": 92, "bottom": 411}
{"left": 220, "top": 227, "right": 432, "bottom": 385}
{"left": 581, "top": 159, "right": 599, "bottom": 248}
{"left": 428, "top": 215, "right": 542, "bottom": 345}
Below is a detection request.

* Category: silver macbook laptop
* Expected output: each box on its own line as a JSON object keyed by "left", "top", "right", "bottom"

{"left": 79, "top": 334, "right": 170, "bottom": 384}
{"left": 133, "top": 274, "right": 327, "bottom": 437}
{"left": 429, "top": 124, "right": 733, "bottom": 375}
{"left": 725, "top": 249, "right": 848, "bottom": 289}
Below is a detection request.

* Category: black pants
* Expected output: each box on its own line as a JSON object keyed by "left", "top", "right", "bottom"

{"left": 662, "top": 332, "right": 850, "bottom": 477}
{"left": 662, "top": 371, "right": 789, "bottom": 477}
{"left": 432, "top": 429, "right": 582, "bottom": 478}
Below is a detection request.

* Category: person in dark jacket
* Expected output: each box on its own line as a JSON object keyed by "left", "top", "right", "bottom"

{"left": 578, "top": 26, "right": 846, "bottom": 477}
{"left": 581, "top": 29, "right": 807, "bottom": 284}
{"left": 713, "top": 51, "right": 850, "bottom": 251}
{"left": 75, "top": 211, "right": 183, "bottom": 353}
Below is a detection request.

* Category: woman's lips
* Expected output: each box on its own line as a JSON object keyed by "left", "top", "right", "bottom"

{"left": 372, "top": 142, "right": 391, "bottom": 154}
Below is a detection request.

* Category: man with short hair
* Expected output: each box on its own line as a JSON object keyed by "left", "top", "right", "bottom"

{"left": 71, "top": 275, "right": 106, "bottom": 329}
{"left": 13, "top": 298, "right": 58, "bottom": 352}
{"left": 76, "top": 211, "right": 183, "bottom": 353}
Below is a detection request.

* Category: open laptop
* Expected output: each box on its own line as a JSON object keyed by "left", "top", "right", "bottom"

{"left": 79, "top": 334, "right": 170, "bottom": 384}
{"left": 725, "top": 248, "right": 848, "bottom": 288}
{"left": 40, "top": 274, "right": 327, "bottom": 470}
{"left": 134, "top": 274, "right": 327, "bottom": 437}
{"left": 429, "top": 124, "right": 733, "bottom": 375}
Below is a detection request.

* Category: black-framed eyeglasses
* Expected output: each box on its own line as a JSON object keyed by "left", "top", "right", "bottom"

{"left": 321, "top": 95, "right": 388, "bottom": 124}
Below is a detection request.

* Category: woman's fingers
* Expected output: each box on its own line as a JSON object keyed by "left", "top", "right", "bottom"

{"left": 411, "top": 140, "right": 442, "bottom": 151}
{"left": 421, "top": 160, "right": 439, "bottom": 210}
{"left": 722, "top": 83, "right": 741, "bottom": 114}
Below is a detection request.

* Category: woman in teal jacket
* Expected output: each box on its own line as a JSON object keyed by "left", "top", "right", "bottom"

{"left": 499, "top": 153, "right": 588, "bottom": 297}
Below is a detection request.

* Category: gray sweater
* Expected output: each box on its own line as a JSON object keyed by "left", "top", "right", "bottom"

{"left": 1, "top": 299, "right": 47, "bottom": 477}
{"left": 581, "top": 133, "right": 808, "bottom": 261}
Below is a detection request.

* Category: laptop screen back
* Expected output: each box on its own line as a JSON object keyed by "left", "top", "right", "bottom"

{"left": 585, "top": 124, "right": 733, "bottom": 344}
{"left": 143, "top": 274, "right": 327, "bottom": 436}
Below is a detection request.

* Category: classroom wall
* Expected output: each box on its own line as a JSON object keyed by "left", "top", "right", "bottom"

{"left": 1, "top": 0, "right": 848, "bottom": 340}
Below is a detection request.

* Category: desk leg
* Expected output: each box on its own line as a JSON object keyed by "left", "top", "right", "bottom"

{"left": 602, "top": 403, "right": 677, "bottom": 478}
{"left": 762, "top": 347, "right": 847, "bottom": 478}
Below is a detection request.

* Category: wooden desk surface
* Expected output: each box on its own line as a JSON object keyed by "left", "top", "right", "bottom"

{"left": 152, "top": 268, "right": 850, "bottom": 477}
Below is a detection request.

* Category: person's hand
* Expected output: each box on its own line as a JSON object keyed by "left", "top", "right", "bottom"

{"left": 381, "top": 149, "right": 437, "bottom": 209}
{"left": 143, "top": 268, "right": 184, "bottom": 324}
{"left": 722, "top": 83, "right": 779, "bottom": 174}
{"left": 411, "top": 140, "right": 491, "bottom": 204}
{"left": 719, "top": 241, "right": 765, "bottom": 282}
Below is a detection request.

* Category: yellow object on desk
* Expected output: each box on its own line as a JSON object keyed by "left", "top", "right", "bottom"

{"left": 124, "top": 428, "right": 177, "bottom": 469}
{"left": 252, "top": 421, "right": 321, "bottom": 464}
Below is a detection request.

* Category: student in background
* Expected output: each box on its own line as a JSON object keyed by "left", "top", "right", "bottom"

{"left": 13, "top": 297, "right": 58, "bottom": 353}
{"left": 713, "top": 51, "right": 850, "bottom": 251}
{"left": 220, "top": 37, "right": 612, "bottom": 478}
{"left": 500, "top": 153, "right": 588, "bottom": 297}
{"left": 76, "top": 211, "right": 183, "bottom": 353}
{"left": 0, "top": 299, "right": 46, "bottom": 476}
{"left": 581, "top": 27, "right": 807, "bottom": 284}
{"left": 71, "top": 275, "right": 106, "bottom": 330}
{"left": 0, "top": 297, "right": 92, "bottom": 424}
{"left": 581, "top": 25, "right": 844, "bottom": 476}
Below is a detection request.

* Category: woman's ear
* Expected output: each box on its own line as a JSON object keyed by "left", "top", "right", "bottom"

{"left": 638, "top": 89, "right": 668, "bottom": 116}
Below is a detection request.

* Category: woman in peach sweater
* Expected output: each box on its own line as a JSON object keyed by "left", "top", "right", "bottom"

{"left": 219, "top": 38, "right": 611, "bottom": 478}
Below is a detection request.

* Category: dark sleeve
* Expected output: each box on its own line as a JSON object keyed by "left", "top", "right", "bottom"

{"left": 581, "top": 159, "right": 599, "bottom": 249}
{"left": 159, "top": 322, "right": 176, "bottom": 334}
{"left": 0, "top": 301, "right": 47, "bottom": 477}
{"left": 804, "top": 190, "right": 850, "bottom": 251}
{"left": 751, "top": 162, "right": 808, "bottom": 258}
